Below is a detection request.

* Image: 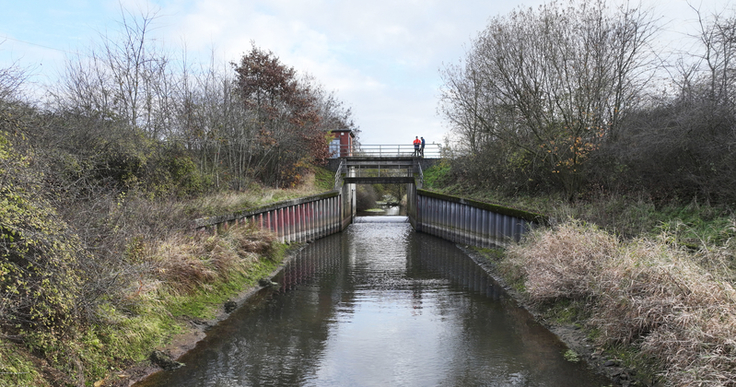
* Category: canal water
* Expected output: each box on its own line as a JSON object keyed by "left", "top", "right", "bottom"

{"left": 136, "top": 211, "right": 610, "bottom": 386}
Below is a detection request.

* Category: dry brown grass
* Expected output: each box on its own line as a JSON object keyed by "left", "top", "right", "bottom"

{"left": 186, "top": 172, "right": 325, "bottom": 219}
{"left": 146, "top": 225, "right": 276, "bottom": 295}
{"left": 507, "top": 220, "right": 736, "bottom": 386}
{"left": 507, "top": 221, "right": 618, "bottom": 301}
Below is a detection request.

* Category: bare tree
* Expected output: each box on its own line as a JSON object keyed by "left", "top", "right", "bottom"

{"left": 0, "top": 56, "right": 27, "bottom": 104}
{"left": 692, "top": 5, "right": 736, "bottom": 116}
{"left": 606, "top": 5, "right": 736, "bottom": 203}
{"left": 54, "top": 6, "right": 172, "bottom": 139}
{"left": 52, "top": 10, "right": 357, "bottom": 191}
{"left": 440, "top": 0, "right": 656, "bottom": 199}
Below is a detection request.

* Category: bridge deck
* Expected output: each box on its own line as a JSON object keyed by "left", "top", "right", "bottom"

{"left": 344, "top": 157, "right": 415, "bottom": 168}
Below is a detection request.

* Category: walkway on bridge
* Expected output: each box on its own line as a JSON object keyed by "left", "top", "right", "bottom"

{"left": 344, "top": 143, "right": 443, "bottom": 158}
{"left": 330, "top": 143, "right": 443, "bottom": 186}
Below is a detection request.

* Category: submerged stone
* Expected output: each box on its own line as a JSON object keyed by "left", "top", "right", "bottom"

{"left": 150, "top": 350, "right": 184, "bottom": 371}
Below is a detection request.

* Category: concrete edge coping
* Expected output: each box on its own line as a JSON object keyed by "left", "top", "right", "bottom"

{"left": 416, "top": 189, "right": 550, "bottom": 225}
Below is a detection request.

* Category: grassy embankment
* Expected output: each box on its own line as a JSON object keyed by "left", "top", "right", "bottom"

{"left": 423, "top": 161, "right": 736, "bottom": 386}
{"left": 0, "top": 168, "right": 336, "bottom": 387}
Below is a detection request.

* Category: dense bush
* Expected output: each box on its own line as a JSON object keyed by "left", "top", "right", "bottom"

{"left": 0, "top": 128, "right": 83, "bottom": 333}
{"left": 592, "top": 99, "right": 736, "bottom": 204}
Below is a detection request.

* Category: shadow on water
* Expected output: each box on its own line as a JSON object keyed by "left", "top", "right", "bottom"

{"left": 136, "top": 221, "right": 610, "bottom": 387}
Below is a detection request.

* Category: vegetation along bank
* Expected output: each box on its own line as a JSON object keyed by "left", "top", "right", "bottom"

{"left": 429, "top": 1, "right": 736, "bottom": 384}
{"left": 0, "top": 6, "right": 351, "bottom": 385}
{"left": 4, "top": 0, "right": 736, "bottom": 386}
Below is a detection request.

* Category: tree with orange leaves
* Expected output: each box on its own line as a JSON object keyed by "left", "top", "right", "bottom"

{"left": 233, "top": 44, "right": 357, "bottom": 187}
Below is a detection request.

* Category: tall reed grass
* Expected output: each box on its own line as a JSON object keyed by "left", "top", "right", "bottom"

{"left": 151, "top": 226, "right": 276, "bottom": 295}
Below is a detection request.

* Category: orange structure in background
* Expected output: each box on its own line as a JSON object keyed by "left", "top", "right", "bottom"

{"left": 329, "top": 129, "right": 355, "bottom": 158}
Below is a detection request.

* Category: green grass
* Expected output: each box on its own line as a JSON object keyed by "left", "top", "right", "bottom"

{"left": 602, "top": 344, "right": 663, "bottom": 386}
{"left": 16, "top": 297, "right": 186, "bottom": 386}
{"left": 3, "top": 223, "right": 292, "bottom": 386}
{"left": 314, "top": 166, "right": 336, "bottom": 191}
{"left": 543, "top": 299, "right": 590, "bottom": 326}
{"left": 166, "top": 258, "right": 283, "bottom": 319}
{"left": 653, "top": 201, "right": 736, "bottom": 246}
{"left": 0, "top": 340, "right": 45, "bottom": 387}
{"left": 563, "top": 349, "right": 581, "bottom": 363}
{"left": 422, "top": 161, "right": 451, "bottom": 189}
{"left": 469, "top": 246, "right": 506, "bottom": 265}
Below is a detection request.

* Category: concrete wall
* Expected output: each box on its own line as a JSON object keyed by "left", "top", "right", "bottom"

{"left": 325, "top": 156, "right": 439, "bottom": 173}
{"left": 194, "top": 189, "right": 353, "bottom": 243}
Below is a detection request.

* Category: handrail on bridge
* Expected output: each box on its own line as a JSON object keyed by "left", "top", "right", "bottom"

{"left": 330, "top": 143, "right": 444, "bottom": 158}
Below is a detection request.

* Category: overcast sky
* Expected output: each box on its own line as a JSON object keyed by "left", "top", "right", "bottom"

{"left": 0, "top": 0, "right": 733, "bottom": 144}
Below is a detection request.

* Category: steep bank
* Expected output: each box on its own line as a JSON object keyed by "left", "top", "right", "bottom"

{"left": 422, "top": 163, "right": 736, "bottom": 385}
{"left": 1, "top": 224, "right": 293, "bottom": 387}
{"left": 106, "top": 242, "right": 306, "bottom": 387}
{"left": 460, "top": 245, "right": 641, "bottom": 386}
{"left": 462, "top": 219, "right": 736, "bottom": 387}
{"left": 0, "top": 165, "right": 335, "bottom": 387}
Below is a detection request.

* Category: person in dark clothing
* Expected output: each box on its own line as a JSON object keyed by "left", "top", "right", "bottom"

{"left": 420, "top": 137, "right": 425, "bottom": 157}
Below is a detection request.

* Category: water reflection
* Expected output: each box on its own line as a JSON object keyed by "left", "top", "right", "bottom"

{"left": 356, "top": 204, "right": 404, "bottom": 217}
{"left": 136, "top": 222, "right": 609, "bottom": 387}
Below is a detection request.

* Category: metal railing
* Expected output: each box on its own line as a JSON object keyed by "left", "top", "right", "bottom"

{"left": 330, "top": 143, "right": 443, "bottom": 158}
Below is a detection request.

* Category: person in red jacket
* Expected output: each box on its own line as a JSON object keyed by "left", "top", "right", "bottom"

{"left": 413, "top": 136, "right": 421, "bottom": 157}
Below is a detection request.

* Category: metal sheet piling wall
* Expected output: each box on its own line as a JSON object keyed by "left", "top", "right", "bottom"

{"left": 412, "top": 189, "right": 542, "bottom": 248}
{"left": 194, "top": 190, "right": 352, "bottom": 243}
{"left": 194, "top": 170, "right": 543, "bottom": 250}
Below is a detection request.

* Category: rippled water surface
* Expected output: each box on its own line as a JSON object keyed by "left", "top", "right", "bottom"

{"left": 136, "top": 217, "right": 609, "bottom": 387}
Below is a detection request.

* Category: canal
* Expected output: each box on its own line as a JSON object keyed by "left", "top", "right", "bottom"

{"left": 136, "top": 211, "right": 610, "bottom": 386}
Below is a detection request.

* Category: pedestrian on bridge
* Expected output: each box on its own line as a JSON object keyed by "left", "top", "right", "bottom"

{"left": 413, "top": 136, "right": 421, "bottom": 157}
{"left": 420, "top": 136, "right": 425, "bottom": 157}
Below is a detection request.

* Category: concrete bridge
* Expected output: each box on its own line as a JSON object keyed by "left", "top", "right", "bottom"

{"left": 195, "top": 143, "right": 547, "bottom": 249}
{"left": 327, "top": 143, "right": 440, "bottom": 185}
{"left": 336, "top": 157, "right": 425, "bottom": 185}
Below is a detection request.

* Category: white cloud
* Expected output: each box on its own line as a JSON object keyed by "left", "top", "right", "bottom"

{"left": 3, "top": 0, "right": 736, "bottom": 144}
